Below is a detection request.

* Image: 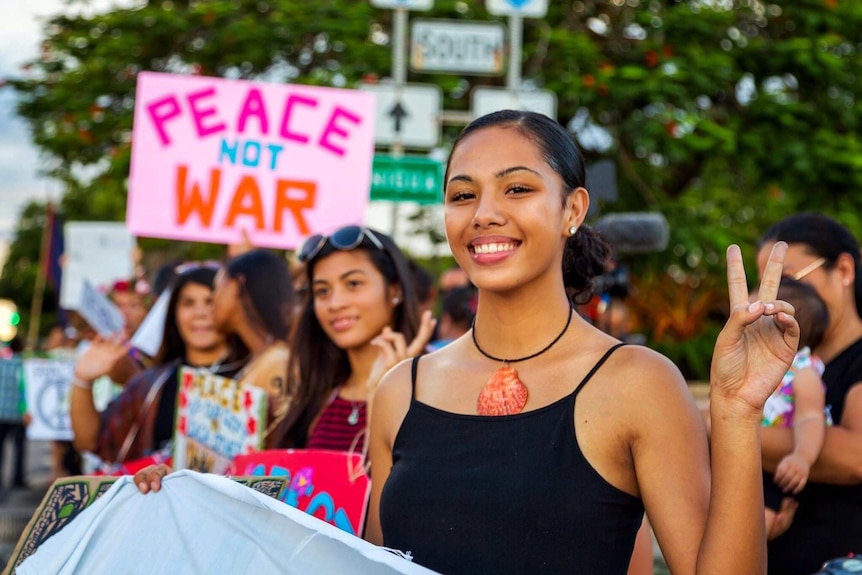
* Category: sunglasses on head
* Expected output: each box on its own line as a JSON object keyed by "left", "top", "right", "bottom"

{"left": 298, "top": 225, "right": 385, "bottom": 263}
{"left": 174, "top": 260, "right": 222, "bottom": 274}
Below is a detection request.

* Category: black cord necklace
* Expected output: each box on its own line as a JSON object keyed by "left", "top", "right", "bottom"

{"left": 471, "top": 303, "right": 575, "bottom": 364}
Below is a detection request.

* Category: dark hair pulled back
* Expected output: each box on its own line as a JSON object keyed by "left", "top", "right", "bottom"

{"left": 223, "top": 249, "right": 293, "bottom": 341}
{"left": 759, "top": 212, "right": 862, "bottom": 320}
{"left": 445, "top": 110, "right": 612, "bottom": 303}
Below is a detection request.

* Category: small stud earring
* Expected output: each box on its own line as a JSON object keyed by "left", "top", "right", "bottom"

{"left": 569, "top": 226, "right": 578, "bottom": 236}
{"left": 844, "top": 279, "right": 852, "bottom": 287}
{"left": 393, "top": 297, "right": 400, "bottom": 305}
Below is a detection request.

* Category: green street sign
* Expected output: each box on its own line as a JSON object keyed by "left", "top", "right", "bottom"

{"left": 371, "top": 154, "right": 443, "bottom": 204}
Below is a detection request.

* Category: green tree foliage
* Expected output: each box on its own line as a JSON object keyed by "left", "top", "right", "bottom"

{"left": 4, "top": 0, "right": 862, "bottom": 374}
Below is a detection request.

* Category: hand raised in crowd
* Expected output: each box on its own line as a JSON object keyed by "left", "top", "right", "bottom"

{"left": 773, "top": 452, "right": 811, "bottom": 494}
{"left": 134, "top": 463, "right": 173, "bottom": 494}
{"left": 366, "top": 310, "right": 436, "bottom": 392}
{"left": 710, "top": 242, "right": 800, "bottom": 413}
{"left": 74, "top": 333, "right": 130, "bottom": 384}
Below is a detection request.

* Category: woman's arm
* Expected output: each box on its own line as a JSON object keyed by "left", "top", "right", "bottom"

{"left": 695, "top": 243, "right": 799, "bottom": 574}
{"left": 364, "top": 360, "right": 414, "bottom": 546}
{"left": 807, "top": 384, "right": 862, "bottom": 483}
{"left": 70, "top": 382, "right": 101, "bottom": 453}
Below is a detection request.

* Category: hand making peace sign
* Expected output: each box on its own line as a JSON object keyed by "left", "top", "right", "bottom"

{"left": 711, "top": 241, "right": 800, "bottom": 413}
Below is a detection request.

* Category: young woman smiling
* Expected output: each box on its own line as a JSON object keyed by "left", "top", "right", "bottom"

{"left": 364, "top": 111, "right": 800, "bottom": 575}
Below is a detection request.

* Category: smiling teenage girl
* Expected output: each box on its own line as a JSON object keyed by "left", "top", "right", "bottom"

{"left": 267, "top": 226, "right": 435, "bottom": 452}
{"left": 365, "top": 110, "right": 799, "bottom": 574}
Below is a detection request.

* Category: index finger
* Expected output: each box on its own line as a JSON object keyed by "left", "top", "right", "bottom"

{"left": 726, "top": 244, "right": 750, "bottom": 310}
{"left": 758, "top": 241, "right": 787, "bottom": 302}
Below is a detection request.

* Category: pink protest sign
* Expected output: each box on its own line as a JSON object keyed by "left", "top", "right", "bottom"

{"left": 128, "top": 72, "right": 376, "bottom": 249}
{"left": 231, "top": 449, "right": 370, "bottom": 537}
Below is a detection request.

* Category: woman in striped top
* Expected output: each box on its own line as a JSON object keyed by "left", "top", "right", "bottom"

{"left": 267, "top": 226, "right": 435, "bottom": 454}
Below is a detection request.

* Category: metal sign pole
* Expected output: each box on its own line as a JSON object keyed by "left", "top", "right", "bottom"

{"left": 390, "top": 7, "right": 408, "bottom": 237}
{"left": 507, "top": 14, "right": 522, "bottom": 94}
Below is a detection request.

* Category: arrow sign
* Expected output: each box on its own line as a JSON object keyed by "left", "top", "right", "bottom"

{"left": 388, "top": 101, "right": 409, "bottom": 133}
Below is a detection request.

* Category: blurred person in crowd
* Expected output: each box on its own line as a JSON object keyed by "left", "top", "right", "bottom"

{"left": 73, "top": 277, "right": 153, "bottom": 391}
{"left": 427, "top": 286, "right": 475, "bottom": 351}
{"left": 212, "top": 249, "right": 293, "bottom": 424}
{"left": 757, "top": 213, "right": 862, "bottom": 575}
{"left": 758, "top": 278, "right": 830, "bottom": 537}
{"left": 438, "top": 264, "right": 470, "bottom": 296}
{"left": 407, "top": 258, "right": 437, "bottom": 317}
{"left": 0, "top": 337, "right": 27, "bottom": 489}
{"left": 70, "top": 265, "right": 244, "bottom": 467}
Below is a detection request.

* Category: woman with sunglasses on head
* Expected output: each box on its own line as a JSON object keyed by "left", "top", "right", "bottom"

{"left": 266, "top": 226, "right": 435, "bottom": 453}
{"left": 359, "top": 111, "right": 799, "bottom": 575}
{"left": 70, "top": 265, "right": 245, "bottom": 467}
{"left": 756, "top": 213, "right": 862, "bottom": 575}
{"left": 133, "top": 232, "right": 427, "bottom": 488}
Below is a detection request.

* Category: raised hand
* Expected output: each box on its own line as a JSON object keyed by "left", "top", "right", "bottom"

{"left": 366, "top": 310, "right": 437, "bottom": 392}
{"left": 710, "top": 242, "right": 799, "bottom": 413}
{"left": 74, "top": 333, "right": 130, "bottom": 383}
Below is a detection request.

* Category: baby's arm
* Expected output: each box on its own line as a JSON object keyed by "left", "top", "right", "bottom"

{"left": 773, "top": 366, "right": 826, "bottom": 494}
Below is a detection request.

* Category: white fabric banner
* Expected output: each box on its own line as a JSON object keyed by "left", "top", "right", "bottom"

{"left": 16, "top": 470, "right": 438, "bottom": 575}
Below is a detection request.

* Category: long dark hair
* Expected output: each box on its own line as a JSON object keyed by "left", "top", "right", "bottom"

{"left": 270, "top": 229, "right": 420, "bottom": 448}
{"left": 222, "top": 249, "right": 294, "bottom": 341}
{"left": 445, "top": 110, "right": 612, "bottom": 303}
{"left": 154, "top": 267, "right": 220, "bottom": 364}
{"left": 759, "top": 213, "right": 862, "bottom": 320}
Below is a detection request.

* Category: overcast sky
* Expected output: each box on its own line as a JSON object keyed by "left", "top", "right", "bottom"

{"left": 0, "top": 1, "right": 134, "bottom": 242}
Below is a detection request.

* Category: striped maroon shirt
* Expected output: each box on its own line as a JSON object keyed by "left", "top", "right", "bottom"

{"left": 306, "top": 396, "right": 367, "bottom": 452}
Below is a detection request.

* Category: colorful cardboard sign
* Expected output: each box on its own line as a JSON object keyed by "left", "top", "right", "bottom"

{"left": 2, "top": 474, "right": 287, "bottom": 575}
{"left": 173, "top": 367, "right": 267, "bottom": 474}
{"left": 23, "top": 358, "right": 76, "bottom": 441}
{"left": 128, "top": 71, "right": 377, "bottom": 249}
{"left": 231, "top": 449, "right": 371, "bottom": 537}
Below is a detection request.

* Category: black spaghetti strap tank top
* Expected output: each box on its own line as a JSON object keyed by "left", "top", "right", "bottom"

{"left": 380, "top": 344, "right": 643, "bottom": 574}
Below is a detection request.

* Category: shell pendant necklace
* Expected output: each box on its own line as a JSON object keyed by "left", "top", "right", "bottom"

{"left": 472, "top": 304, "right": 574, "bottom": 416}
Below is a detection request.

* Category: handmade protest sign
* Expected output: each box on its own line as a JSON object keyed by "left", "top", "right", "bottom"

{"left": 59, "top": 222, "right": 136, "bottom": 310}
{"left": 78, "top": 280, "right": 125, "bottom": 337}
{"left": 173, "top": 367, "right": 267, "bottom": 474}
{"left": 23, "top": 358, "right": 76, "bottom": 441}
{"left": 128, "top": 72, "right": 377, "bottom": 249}
{"left": 231, "top": 449, "right": 371, "bottom": 537}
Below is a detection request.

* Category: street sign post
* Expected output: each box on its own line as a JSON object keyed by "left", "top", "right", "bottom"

{"left": 360, "top": 83, "right": 442, "bottom": 148}
{"left": 371, "top": 155, "right": 442, "bottom": 204}
{"left": 471, "top": 86, "right": 557, "bottom": 120}
{"left": 410, "top": 20, "right": 505, "bottom": 75}
{"left": 486, "top": 0, "right": 548, "bottom": 18}
{"left": 370, "top": 0, "right": 433, "bottom": 10}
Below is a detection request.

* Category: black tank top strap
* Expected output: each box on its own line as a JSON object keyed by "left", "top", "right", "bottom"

{"left": 410, "top": 355, "right": 421, "bottom": 396}
{"left": 572, "top": 343, "right": 627, "bottom": 398}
